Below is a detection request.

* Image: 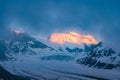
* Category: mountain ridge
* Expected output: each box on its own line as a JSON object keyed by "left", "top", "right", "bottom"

{"left": 0, "top": 32, "right": 120, "bottom": 70}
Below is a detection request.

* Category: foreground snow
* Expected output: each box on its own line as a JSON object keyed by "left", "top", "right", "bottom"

{"left": 1, "top": 54, "right": 120, "bottom": 80}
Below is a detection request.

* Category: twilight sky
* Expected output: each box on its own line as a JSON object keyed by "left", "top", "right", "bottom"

{"left": 0, "top": 0, "right": 120, "bottom": 50}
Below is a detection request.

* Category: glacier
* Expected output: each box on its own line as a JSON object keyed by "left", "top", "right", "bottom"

{"left": 0, "top": 32, "right": 120, "bottom": 80}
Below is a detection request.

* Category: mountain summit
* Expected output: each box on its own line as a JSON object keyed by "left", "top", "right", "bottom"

{"left": 0, "top": 32, "right": 120, "bottom": 80}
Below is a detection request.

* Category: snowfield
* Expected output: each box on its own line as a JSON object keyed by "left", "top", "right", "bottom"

{"left": 1, "top": 54, "right": 120, "bottom": 80}
{"left": 0, "top": 32, "right": 120, "bottom": 80}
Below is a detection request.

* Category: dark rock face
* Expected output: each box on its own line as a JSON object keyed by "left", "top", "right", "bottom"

{"left": 65, "top": 47, "right": 83, "bottom": 53}
{"left": 0, "top": 66, "right": 31, "bottom": 80}
{"left": 76, "top": 58, "right": 119, "bottom": 69}
{"left": 76, "top": 42, "right": 120, "bottom": 70}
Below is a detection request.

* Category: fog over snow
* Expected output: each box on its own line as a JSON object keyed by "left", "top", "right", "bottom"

{"left": 0, "top": 0, "right": 120, "bottom": 50}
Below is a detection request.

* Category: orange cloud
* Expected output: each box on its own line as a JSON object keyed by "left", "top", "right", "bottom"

{"left": 12, "top": 30, "right": 23, "bottom": 34}
{"left": 50, "top": 32, "right": 98, "bottom": 44}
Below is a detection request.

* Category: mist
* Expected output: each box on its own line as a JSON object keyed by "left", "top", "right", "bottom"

{"left": 0, "top": 0, "right": 120, "bottom": 50}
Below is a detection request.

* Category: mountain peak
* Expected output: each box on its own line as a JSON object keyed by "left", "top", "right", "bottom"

{"left": 9, "top": 31, "right": 35, "bottom": 42}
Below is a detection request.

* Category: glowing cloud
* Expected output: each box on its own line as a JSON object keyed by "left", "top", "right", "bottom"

{"left": 50, "top": 32, "right": 98, "bottom": 44}
{"left": 12, "top": 30, "right": 23, "bottom": 34}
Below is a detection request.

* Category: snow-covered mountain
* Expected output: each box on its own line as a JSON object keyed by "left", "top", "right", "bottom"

{"left": 76, "top": 42, "right": 120, "bottom": 70}
{"left": 0, "top": 32, "right": 55, "bottom": 60}
{"left": 0, "top": 32, "right": 120, "bottom": 80}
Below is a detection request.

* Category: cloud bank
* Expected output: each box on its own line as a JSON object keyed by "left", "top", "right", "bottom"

{"left": 0, "top": 0, "right": 120, "bottom": 50}
{"left": 50, "top": 32, "right": 98, "bottom": 44}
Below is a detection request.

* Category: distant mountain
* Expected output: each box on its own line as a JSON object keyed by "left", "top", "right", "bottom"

{"left": 0, "top": 32, "right": 55, "bottom": 61}
{"left": 76, "top": 42, "right": 120, "bottom": 70}
{"left": 0, "top": 32, "right": 120, "bottom": 70}
{"left": 0, "top": 32, "right": 120, "bottom": 80}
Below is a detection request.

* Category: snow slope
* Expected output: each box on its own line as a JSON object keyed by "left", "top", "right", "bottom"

{"left": 0, "top": 32, "right": 120, "bottom": 80}
{"left": 1, "top": 54, "right": 120, "bottom": 80}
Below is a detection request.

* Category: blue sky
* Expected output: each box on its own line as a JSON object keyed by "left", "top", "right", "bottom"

{"left": 0, "top": 0, "right": 120, "bottom": 50}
